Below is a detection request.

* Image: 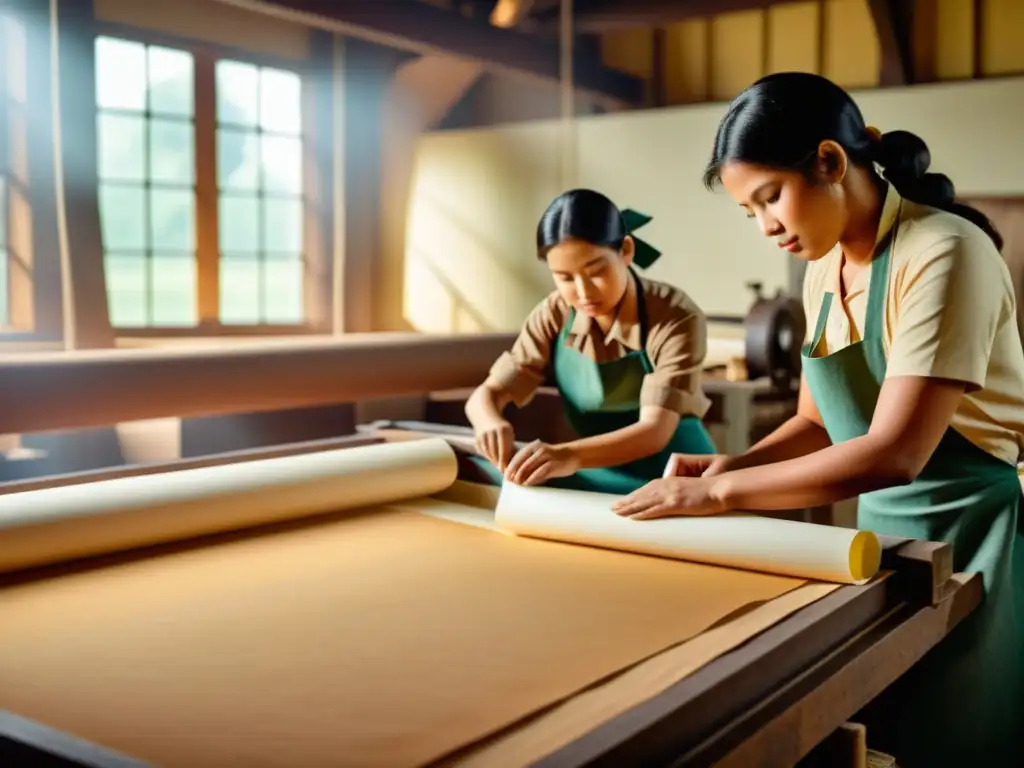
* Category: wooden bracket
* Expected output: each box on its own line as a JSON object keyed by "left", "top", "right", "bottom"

{"left": 877, "top": 535, "right": 954, "bottom": 606}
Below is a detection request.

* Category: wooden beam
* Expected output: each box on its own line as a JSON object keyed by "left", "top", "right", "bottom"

{"left": 0, "top": 333, "right": 520, "bottom": 434}
{"left": 651, "top": 27, "right": 666, "bottom": 107}
{"left": 222, "top": 0, "right": 643, "bottom": 106}
{"left": 548, "top": 0, "right": 781, "bottom": 33}
{"left": 54, "top": 0, "right": 115, "bottom": 349}
{"left": 867, "top": 0, "right": 915, "bottom": 86}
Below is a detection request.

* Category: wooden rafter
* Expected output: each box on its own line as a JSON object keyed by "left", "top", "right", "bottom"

{"left": 242, "top": 0, "right": 643, "bottom": 105}
{"left": 539, "top": 0, "right": 779, "bottom": 32}
{"left": 867, "top": 0, "right": 915, "bottom": 86}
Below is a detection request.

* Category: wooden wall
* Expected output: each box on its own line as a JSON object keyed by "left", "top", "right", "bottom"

{"left": 599, "top": 0, "right": 1024, "bottom": 106}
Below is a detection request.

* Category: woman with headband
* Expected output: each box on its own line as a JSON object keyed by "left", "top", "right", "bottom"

{"left": 614, "top": 72, "right": 1023, "bottom": 766}
{"left": 465, "top": 188, "right": 717, "bottom": 494}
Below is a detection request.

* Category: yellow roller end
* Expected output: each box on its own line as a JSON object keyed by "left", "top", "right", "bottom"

{"left": 848, "top": 530, "right": 882, "bottom": 583}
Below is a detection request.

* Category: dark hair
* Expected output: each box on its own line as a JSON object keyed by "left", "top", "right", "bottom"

{"left": 703, "top": 72, "right": 1002, "bottom": 251}
{"left": 536, "top": 188, "right": 627, "bottom": 259}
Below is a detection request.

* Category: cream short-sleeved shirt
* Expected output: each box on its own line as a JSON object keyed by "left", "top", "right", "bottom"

{"left": 803, "top": 184, "right": 1024, "bottom": 470}
{"left": 486, "top": 275, "right": 712, "bottom": 418}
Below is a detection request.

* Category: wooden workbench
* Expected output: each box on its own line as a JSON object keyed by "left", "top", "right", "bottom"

{"left": 0, "top": 433, "right": 979, "bottom": 768}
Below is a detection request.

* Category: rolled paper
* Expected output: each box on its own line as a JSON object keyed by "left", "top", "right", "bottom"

{"left": 0, "top": 438, "right": 459, "bottom": 574}
{"left": 494, "top": 483, "right": 881, "bottom": 584}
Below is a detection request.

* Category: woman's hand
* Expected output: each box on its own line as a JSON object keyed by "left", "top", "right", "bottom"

{"left": 475, "top": 418, "right": 515, "bottom": 471}
{"left": 662, "top": 453, "right": 731, "bottom": 478}
{"left": 611, "top": 476, "right": 728, "bottom": 520}
{"left": 504, "top": 440, "right": 581, "bottom": 486}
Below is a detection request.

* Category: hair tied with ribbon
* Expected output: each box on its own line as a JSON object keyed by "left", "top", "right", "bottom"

{"left": 865, "top": 125, "right": 883, "bottom": 143}
{"left": 620, "top": 208, "right": 662, "bottom": 269}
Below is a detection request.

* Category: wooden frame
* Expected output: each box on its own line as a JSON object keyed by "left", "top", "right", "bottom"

{"left": 0, "top": 1, "right": 66, "bottom": 343}
{"left": 92, "top": 20, "right": 330, "bottom": 338}
{"left": 0, "top": 432, "right": 980, "bottom": 767}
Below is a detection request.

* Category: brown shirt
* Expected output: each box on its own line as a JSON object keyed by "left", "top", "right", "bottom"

{"left": 486, "top": 275, "right": 712, "bottom": 418}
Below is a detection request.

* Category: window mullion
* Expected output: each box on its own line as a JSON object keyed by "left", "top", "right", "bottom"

{"left": 194, "top": 46, "right": 218, "bottom": 324}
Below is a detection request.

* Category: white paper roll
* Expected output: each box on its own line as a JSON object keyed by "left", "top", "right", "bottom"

{"left": 0, "top": 438, "right": 458, "bottom": 574}
{"left": 494, "top": 483, "right": 880, "bottom": 584}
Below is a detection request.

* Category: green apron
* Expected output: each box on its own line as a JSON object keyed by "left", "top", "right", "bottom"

{"left": 801, "top": 223, "right": 1024, "bottom": 767}
{"left": 469, "top": 271, "right": 717, "bottom": 494}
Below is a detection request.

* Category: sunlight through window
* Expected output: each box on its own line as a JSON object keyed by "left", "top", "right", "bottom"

{"left": 215, "top": 60, "right": 304, "bottom": 326}
{"left": 95, "top": 35, "right": 197, "bottom": 328}
{"left": 95, "top": 36, "right": 308, "bottom": 331}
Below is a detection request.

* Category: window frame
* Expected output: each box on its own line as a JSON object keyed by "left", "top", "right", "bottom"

{"left": 0, "top": 5, "right": 61, "bottom": 343}
{"left": 94, "top": 21, "right": 328, "bottom": 338}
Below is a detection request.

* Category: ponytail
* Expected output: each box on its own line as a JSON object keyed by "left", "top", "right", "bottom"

{"left": 872, "top": 130, "right": 1003, "bottom": 251}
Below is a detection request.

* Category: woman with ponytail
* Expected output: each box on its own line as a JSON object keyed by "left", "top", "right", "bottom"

{"left": 613, "top": 72, "right": 1024, "bottom": 766}
{"left": 465, "top": 189, "right": 716, "bottom": 494}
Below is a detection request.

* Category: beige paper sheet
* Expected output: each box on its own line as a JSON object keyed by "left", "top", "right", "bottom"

{"left": 411, "top": 490, "right": 843, "bottom": 765}
{"left": 496, "top": 483, "right": 881, "bottom": 584}
{"left": 443, "top": 582, "right": 839, "bottom": 766}
{"left": 0, "top": 504, "right": 808, "bottom": 768}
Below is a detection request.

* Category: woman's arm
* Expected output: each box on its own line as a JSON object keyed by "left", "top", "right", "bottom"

{"left": 618, "top": 233, "right": 1006, "bottom": 518}
{"left": 713, "top": 376, "right": 833, "bottom": 473}
{"left": 560, "top": 406, "right": 681, "bottom": 469}
{"left": 712, "top": 232, "right": 1005, "bottom": 510}
{"left": 465, "top": 295, "right": 561, "bottom": 431}
{"left": 710, "top": 375, "right": 966, "bottom": 510}
{"left": 466, "top": 295, "right": 562, "bottom": 470}
{"left": 464, "top": 383, "right": 513, "bottom": 430}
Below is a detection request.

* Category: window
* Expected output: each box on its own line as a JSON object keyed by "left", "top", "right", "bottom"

{"left": 0, "top": 176, "right": 7, "bottom": 329}
{"left": 94, "top": 35, "right": 307, "bottom": 331}
{"left": 0, "top": 10, "right": 27, "bottom": 331}
{"left": 0, "top": 176, "right": 8, "bottom": 328}
{"left": 216, "top": 60, "right": 304, "bottom": 325}
{"left": 95, "top": 36, "right": 197, "bottom": 328}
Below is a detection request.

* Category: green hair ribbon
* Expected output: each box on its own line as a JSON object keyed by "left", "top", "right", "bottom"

{"left": 620, "top": 208, "right": 662, "bottom": 269}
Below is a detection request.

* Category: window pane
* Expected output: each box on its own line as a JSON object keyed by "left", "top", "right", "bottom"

{"left": 216, "top": 60, "right": 258, "bottom": 127}
{"left": 151, "top": 254, "right": 197, "bottom": 326}
{"left": 147, "top": 46, "right": 193, "bottom": 117}
{"left": 95, "top": 37, "right": 146, "bottom": 111}
{"left": 0, "top": 248, "right": 8, "bottom": 326}
{"left": 262, "top": 197, "right": 302, "bottom": 254}
{"left": 218, "top": 128, "right": 259, "bottom": 191}
{"left": 219, "top": 195, "right": 259, "bottom": 253}
{"left": 0, "top": 178, "right": 6, "bottom": 247}
{"left": 149, "top": 119, "right": 194, "bottom": 185}
{"left": 99, "top": 185, "right": 146, "bottom": 251}
{"left": 260, "top": 135, "right": 302, "bottom": 195}
{"left": 259, "top": 68, "right": 302, "bottom": 135}
{"left": 262, "top": 258, "right": 303, "bottom": 324}
{"left": 97, "top": 114, "right": 145, "bottom": 182}
{"left": 150, "top": 189, "right": 195, "bottom": 252}
{"left": 219, "top": 257, "right": 260, "bottom": 324}
{"left": 105, "top": 254, "right": 147, "bottom": 326}
{"left": 3, "top": 15, "right": 27, "bottom": 106}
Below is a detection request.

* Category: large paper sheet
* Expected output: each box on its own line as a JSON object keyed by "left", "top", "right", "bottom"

{"left": 496, "top": 483, "right": 880, "bottom": 584}
{"left": 442, "top": 582, "right": 840, "bottom": 766}
{"left": 0, "top": 505, "right": 808, "bottom": 768}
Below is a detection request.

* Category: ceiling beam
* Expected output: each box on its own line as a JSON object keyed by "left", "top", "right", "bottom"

{"left": 214, "top": 0, "right": 642, "bottom": 106}
{"left": 867, "top": 0, "right": 915, "bottom": 86}
{"left": 542, "top": 0, "right": 781, "bottom": 32}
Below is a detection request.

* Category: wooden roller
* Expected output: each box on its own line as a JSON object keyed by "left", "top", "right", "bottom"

{"left": 0, "top": 333, "right": 517, "bottom": 434}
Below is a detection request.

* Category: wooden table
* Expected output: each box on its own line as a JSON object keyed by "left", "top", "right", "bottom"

{"left": 0, "top": 434, "right": 979, "bottom": 768}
